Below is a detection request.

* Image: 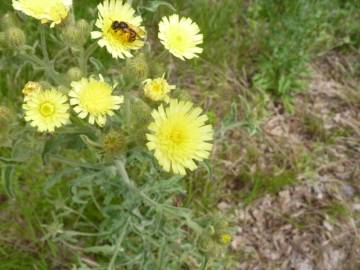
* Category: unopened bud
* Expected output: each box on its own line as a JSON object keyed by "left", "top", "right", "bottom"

{"left": 22, "top": 81, "right": 42, "bottom": 96}
{"left": 67, "top": 67, "right": 83, "bottom": 82}
{"left": 103, "top": 130, "right": 126, "bottom": 158}
{"left": 218, "top": 233, "right": 232, "bottom": 245}
{"left": 76, "top": 19, "right": 91, "bottom": 37}
{"left": 126, "top": 53, "right": 149, "bottom": 80}
{"left": 62, "top": 24, "right": 87, "bottom": 48}
{"left": 5, "top": 27, "right": 26, "bottom": 47}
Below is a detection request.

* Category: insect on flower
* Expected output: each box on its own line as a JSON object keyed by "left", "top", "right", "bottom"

{"left": 109, "top": 20, "right": 145, "bottom": 43}
{"left": 91, "top": 0, "right": 146, "bottom": 59}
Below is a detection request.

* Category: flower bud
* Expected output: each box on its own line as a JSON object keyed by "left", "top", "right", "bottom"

{"left": 126, "top": 53, "right": 149, "bottom": 80}
{"left": 5, "top": 27, "right": 26, "bottom": 48}
{"left": 76, "top": 19, "right": 91, "bottom": 37}
{"left": 218, "top": 233, "right": 232, "bottom": 245}
{"left": 22, "top": 81, "right": 42, "bottom": 96}
{"left": 61, "top": 24, "right": 87, "bottom": 48}
{"left": 102, "top": 129, "right": 126, "bottom": 158}
{"left": 67, "top": 67, "right": 83, "bottom": 82}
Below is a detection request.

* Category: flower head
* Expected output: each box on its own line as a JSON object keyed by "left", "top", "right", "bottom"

{"left": 22, "top": 81, "right": 42, "bottom": 96}
{"left": 12, "top": 0, "right": 71, "bottom": 27}
{"left": 5, "top": 27, "right": 26, "bottom": 47}
{"left": 158, "top": 14, "right": 203, "bottom": 60}
{"left": 146, "top": 100, "right": 213, "bottom": 175}
{"left": 218, "top": 233, "right": 232, "bottom": 245}
{"left": 69, "top": 76, "right": 124, "bottom": 126}
{"left": 91, "top": 0, "right": 146, "bottom": 59}
{"left": 23, "top": 88, "right": 70, "bottom": 132}
{"left": 143, "top": 75, "right": 175, "bottom": 102}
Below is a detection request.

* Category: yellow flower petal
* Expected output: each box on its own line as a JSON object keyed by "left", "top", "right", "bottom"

{"left": 69, "top": 77, "right": 123, "bottom": 126}
{"left": 23, "top": 88, "right": 70, "bottom": 132}
{"left": 158, "top": 14, "right": 203, "bottom": 60}
{"left": 143, "top": 75, "right": 175, "bottom": 102}
{"left": 12, "top": 0, "right": 71, "bottom": 27}
{"left": 146, "top": 100, "right": 213, "bottom": 175}
{"left": 91, "top": 0, "right": 146, "bottom": 59}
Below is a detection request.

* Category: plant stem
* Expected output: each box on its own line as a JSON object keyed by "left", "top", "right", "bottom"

{"left": 114, "top": 159, "right": 203, "bottom": 234}
{"left": 36, "top": 24, "right": 64, "bottom": 85}
{"left": 84, "top": 42, "right": 98, "bottom": 62}
{"left": 39, "top": 24, "right": 50, "bottom": 63}
{"left": 114, "top": 159, "right": 158, "bottom": 207}
{"left": 79, "top": 47, "right": 87, "bottom": 75}
{"left": 108, "top": 218, "right": 129, "bottom": 270}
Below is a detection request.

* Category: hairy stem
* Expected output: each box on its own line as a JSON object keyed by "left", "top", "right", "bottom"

{"left": 114, "top": 159, "right": 203, "bottom": 233}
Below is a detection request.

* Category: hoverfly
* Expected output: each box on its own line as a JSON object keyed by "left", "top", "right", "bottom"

{"left": 109, "top": 20, "right": 145, "bottom": 43}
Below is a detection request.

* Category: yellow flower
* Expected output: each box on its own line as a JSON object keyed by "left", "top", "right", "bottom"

{"left": 143, "top": 75, "right": 175, "bottom": 102}
{"left": 22, "top": 81, "right": 42, "bottom": 96}
{"left": 69, "top": 76, "right": 124, "bottom": 126}
{"left": 23, "top": 88, "right": 70, "bottom": 132}
{"left": 12, "top": 0, "right": 71, "bottom": 28}
{"left": 218, "top": 233, "right": 232, "bottom": 245}
{"left": 146, "top": 100, "right": 213, "bottom": 175}
{"left": 158, "top": 14, "right": 203, "bottom": 60}
{"left": 91, "top": 0, "right": 146, "bottom": 59}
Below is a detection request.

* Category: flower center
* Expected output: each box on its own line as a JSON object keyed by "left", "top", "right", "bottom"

{"left": 78, "top": 81, "right": 113, "bottom": 115}
{"left": 39, "top": 102, "right": 55, "bottom": 117}
{"left": 168, "top": 128, "right": 186, "bottom": 145}
{"left": 152, "top": 82, "right": 162, "bottom": 93}
{"left": 168, "top": 25, "right": 190, "bottom": 51}
{"left": 171, "top": 33, "right": 185, "bottom": 47}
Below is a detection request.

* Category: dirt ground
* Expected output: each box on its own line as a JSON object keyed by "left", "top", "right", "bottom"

{"left": 224, "top": 55, "right": 360, "bottom": 270}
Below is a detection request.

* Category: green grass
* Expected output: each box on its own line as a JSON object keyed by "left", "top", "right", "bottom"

{"left": 0, "top": 0, "right": 359, "bottom": 269}
{"left": 238, "top": 170, "right": 297, "bottom": 204}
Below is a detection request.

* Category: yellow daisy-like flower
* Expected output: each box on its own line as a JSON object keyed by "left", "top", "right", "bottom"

{"left": 219, "top": 233, "right": 232, "bottom": 245}
{"left": 69, "top": 76, "right": 124, "bottom": 126}
{"left": 91, "top": 0, "right": 146, "bottom": 59}
{"left": 146, "top": 100, "right": 213, "bottom": 175}
{"left": 143, "top": 75, "right": 175, "bottom": 103}
{"left": 158, "top": 14, "right": 203, "bottom": 60}
{"left": 12, "top": 0, "right": 71, "bottom": 28}
{"left": 23, "top": 89, "right": 70, "bottom": 132}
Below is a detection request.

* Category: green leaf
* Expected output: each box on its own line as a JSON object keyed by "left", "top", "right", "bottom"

{"left": 44, "top": 167, "right": 79, "bottom": 193}
{"left": 84, "top": 245, "right": 116, "bottom": 255}
{"left": 42, "top": 135, "right": 66, "bottom": 164}
{"left": 48, "top": 154, "right": 102, "bottom": 170}
{"left": 0, "top": 156, "right": 23, "bottom": 165}
{"left": 1, "top": 166, "right": 15, "bottom": 198}
{"left": 79, "top": 134, "right": 102, "bottom": 149}
{"left": 201, "top": 160, "right": 213, "bottom": 180}
{"left": 89, "top": 57, "right": 105, "bottom": 71}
